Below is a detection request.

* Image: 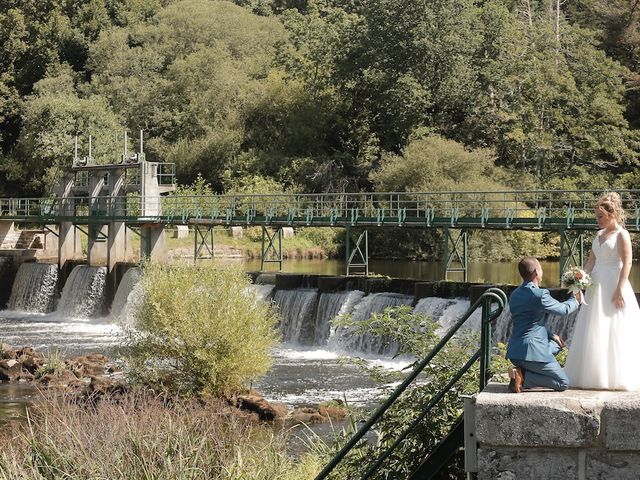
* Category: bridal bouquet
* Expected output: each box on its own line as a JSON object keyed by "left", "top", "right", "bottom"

{"left": 561, "top": 267, "right": 592, "bottom": 297}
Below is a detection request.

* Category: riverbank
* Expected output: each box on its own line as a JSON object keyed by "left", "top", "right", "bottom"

{"left": 0, "top": 342, "right": 354, "bottom": 478}
{"left": 0, "top": 386, "right": 324, "bottom": 479}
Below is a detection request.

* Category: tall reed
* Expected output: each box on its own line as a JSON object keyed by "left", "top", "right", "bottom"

{"left": 0, "top": 391, "right": 321, "bottom": 479}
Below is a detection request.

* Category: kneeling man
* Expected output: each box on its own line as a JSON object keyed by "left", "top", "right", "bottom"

{"left": 507, "top": 257, "right": 582, "bottom": 393}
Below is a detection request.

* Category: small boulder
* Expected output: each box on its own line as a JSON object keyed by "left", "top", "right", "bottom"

{"left": 290, "top": 407, "right": 327, "bottom": 424}
{"left": 66, "top": 353, "right": 109, "bottom": 378}
{"left": 236, "top": 394, "right": 282, "bottom": 421}
{"left": 0, "top": 359, "right": 24, "bottom": 381}
{"left": 319, "top": 401, "right": 348, "bottom": 420}
{"left": 1, "top": 344, "right": 16, "bottom": 360}
{"left": 38, "top": 369, "right": 80, "bottom": 388}
{"left": 20, "top": 355, "right": 44, "bottom": 374}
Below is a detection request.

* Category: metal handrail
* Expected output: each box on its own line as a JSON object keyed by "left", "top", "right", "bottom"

{"left": 314, "top": 287, "right": 507, "bottom": 480}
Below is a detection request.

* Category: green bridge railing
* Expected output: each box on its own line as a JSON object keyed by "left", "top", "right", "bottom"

{"left": 314, "top": 287, "right": 507, "bottom": 480}
{"left": 1, "top": 190, "right": 639, "bottom": 230}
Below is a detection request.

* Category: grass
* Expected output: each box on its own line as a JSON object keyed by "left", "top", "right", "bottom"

{"left": 0, "top": 391, "right": 322, "bottom": 480}
{"left": 165, "top": 226, "right": 341, "bottom": 259}
{"left": 77, "top": 225, "right": 341, "bottom": 260}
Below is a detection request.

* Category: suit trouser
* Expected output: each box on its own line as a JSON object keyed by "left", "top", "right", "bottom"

{"left": 510, "top": 341, "right": 569, "bottom": 391}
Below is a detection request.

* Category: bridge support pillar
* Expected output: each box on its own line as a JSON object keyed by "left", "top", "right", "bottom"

{"left": 107, "top": 221, "right": 131, "bottom": 272}
{"left": 58, "top": 222, "right": 82, "bottom": 270}
{"left": 0, "top": 221, "right": 14, "bottom": 248}
{"left": 140, "top": 224, "right": 167, "bottom": 262}
{"left": 346, "top": 227, "right": 368, "bottom": 276}
{"left": 88, "top": 224, "right": 108, "bottom": 266}
{"left": 106, "top": 168, "right": 131, "bottom": 272}
{"left": 443, "top": 227, "right": 468, "bottom": 282}
{"left": 559, "top": 229, "right": 585, "bottom": 282}
{"left": 260, "top": 226, "right": 283, "bottom": 271}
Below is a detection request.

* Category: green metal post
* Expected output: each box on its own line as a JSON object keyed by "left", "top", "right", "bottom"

{"left": 444, "top": 228, "right": 468, "bottom": 282}
{"left": 193, "top": 224, "right": 215, "bottom": 263}
{"left": 559, "top": 229, "right": 585, "bottom": 282}
{"left": 479, "top": 294, "right": 493, "bottom": 389}
{"left": 261, "top": 226, "right": 283, "bottom": 271}
{"left": 346, "top": 229, "right": 368, "bottom": 276}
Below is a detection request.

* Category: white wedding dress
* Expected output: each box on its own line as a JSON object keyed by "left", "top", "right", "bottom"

{"left": 565, "top": 229, "right": 640, "bottom": 390}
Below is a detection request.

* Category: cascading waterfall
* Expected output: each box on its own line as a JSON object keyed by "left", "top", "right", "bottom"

{"left": 438, "top": 299, "right": 482, "bottom": 335}
{"left": 413, "top": 297, "right": 457, "bottom": 328}
{"left": 249, "top": 284, "right": 276, "bottom": 302}
{"left": 315, "top": 290, "right": 366, "bottom": 346}
{"left": 491, "top": 304, "right": 512, "bottom": 344}
{"left": 57, "top": 266, "right": 107, "bottom": 318}
{"left": 110, "top": 267, "right": 142, "bottom": 325}
{"left": 273, "top": 289, "right": 319, "bottom": 345}
{"left": 336, "top": 293, "right": 414, "bottom": 355}
{"left": 492, "top": 305, "right": 579, "bottom": 346}
{"left": 8, "top": 263, "right": 58, "bottom": 313}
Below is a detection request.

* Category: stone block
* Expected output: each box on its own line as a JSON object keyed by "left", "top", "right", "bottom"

{"left": 601, "top": 398, "right": 640, "bottom": 450}
{"left": 478, "top": 448, "right": 579, "bottom": 480}
{"left": 282, "top": 227, "right": 294, "bottom": 238}
{"left": 414, "top": 282, "right": 437, "bottom": 299}
{"left": 172, "top": 225, "right": 189, "bottom": 239}
{"left": 587, "top": 452, "right": 640, "bottom": 479}
{"left": 228, "top": 226, "right": 243, "bottom": 238}
{"left": 476, "top": 384, "right": 601, "bottom": 447}
{"left": 275, "top": 274, "right": 304, "bottom": 290}
{"left": 317, "top": 276, "right": 348, "bottom": 292}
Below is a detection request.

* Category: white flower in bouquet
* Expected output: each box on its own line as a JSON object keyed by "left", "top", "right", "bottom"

{"left": 561, "top": 267, "right": 592, "bottom": 305}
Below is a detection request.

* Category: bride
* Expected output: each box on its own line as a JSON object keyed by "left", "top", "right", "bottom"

{"left": 565, "top": 192, "right": 640, "bottom": 390}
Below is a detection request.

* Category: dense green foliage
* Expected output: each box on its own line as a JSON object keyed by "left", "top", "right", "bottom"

{"left": 121, "top": 262, "right": 279, "bottom": 395}
{"left": 1, "top": 0, "right": 638, "bottom": 257}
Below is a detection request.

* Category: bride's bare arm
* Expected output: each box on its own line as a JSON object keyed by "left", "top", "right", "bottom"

{"left": 614, "top": 229, "right": 632, "bottom": 308}
{"left": 584, "top": 250, "right": 596, "bottom": 274}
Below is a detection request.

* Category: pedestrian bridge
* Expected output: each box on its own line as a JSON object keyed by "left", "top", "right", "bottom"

{"left": 0, "top": 190, "right": 634, "bottom": 229}
{"left": 1, "top": 190, "right": 637, "bottom": 279}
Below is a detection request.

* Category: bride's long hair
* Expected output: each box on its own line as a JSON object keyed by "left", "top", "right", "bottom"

{"left": 596, "top": 192, "right": 626, "bottom": 227}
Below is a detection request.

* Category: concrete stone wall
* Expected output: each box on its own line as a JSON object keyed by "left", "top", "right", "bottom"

{"left": 474, "top": 383, "right": 640, "bottom": 479}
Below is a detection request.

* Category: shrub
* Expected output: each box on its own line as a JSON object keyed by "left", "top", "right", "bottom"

{"left": 121, "top": 262, "right": 280, "bottom": 396}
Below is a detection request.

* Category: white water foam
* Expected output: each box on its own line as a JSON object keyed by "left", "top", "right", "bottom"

{"left": 438, "top": 299, "right": 482, "bottom": 336}
{"left": 317, "top": 290, "right": 366, "bottom": 346}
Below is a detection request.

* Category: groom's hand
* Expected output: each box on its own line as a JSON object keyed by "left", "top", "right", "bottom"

{"left": 552, "top": 335, "right": 566, "bottom": 349}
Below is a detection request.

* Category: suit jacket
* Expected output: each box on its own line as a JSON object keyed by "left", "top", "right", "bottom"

{"left": 506, "top": 281, "right": 579, "bottom": 363}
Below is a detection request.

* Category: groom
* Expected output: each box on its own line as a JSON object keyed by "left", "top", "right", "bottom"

{"left": 507, "top": 257, "right": 582, "bottom": 393}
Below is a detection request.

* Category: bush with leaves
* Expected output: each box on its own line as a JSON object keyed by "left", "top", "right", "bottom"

{"left": 327, "top": 305, "right": 502, "bottom": 479}
{"left": 121, "top": 262, "right": 280, "bottom": 396}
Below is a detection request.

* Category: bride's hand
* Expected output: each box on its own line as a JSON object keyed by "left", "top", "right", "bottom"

{"left": 613, "top": 288, "right": 625, "bottom": 309}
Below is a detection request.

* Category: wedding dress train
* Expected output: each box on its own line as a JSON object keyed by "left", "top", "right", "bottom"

{"left": 565, "top": 230, "right": 640, "bottom": 390}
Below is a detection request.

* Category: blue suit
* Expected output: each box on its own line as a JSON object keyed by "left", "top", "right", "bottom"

{"left": 507, "top": 282, "right": 579, "bottom": 391}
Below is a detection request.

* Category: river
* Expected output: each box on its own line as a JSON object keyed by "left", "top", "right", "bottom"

{"left": 1, "top": 258, "right": 639, "bottom": 423}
